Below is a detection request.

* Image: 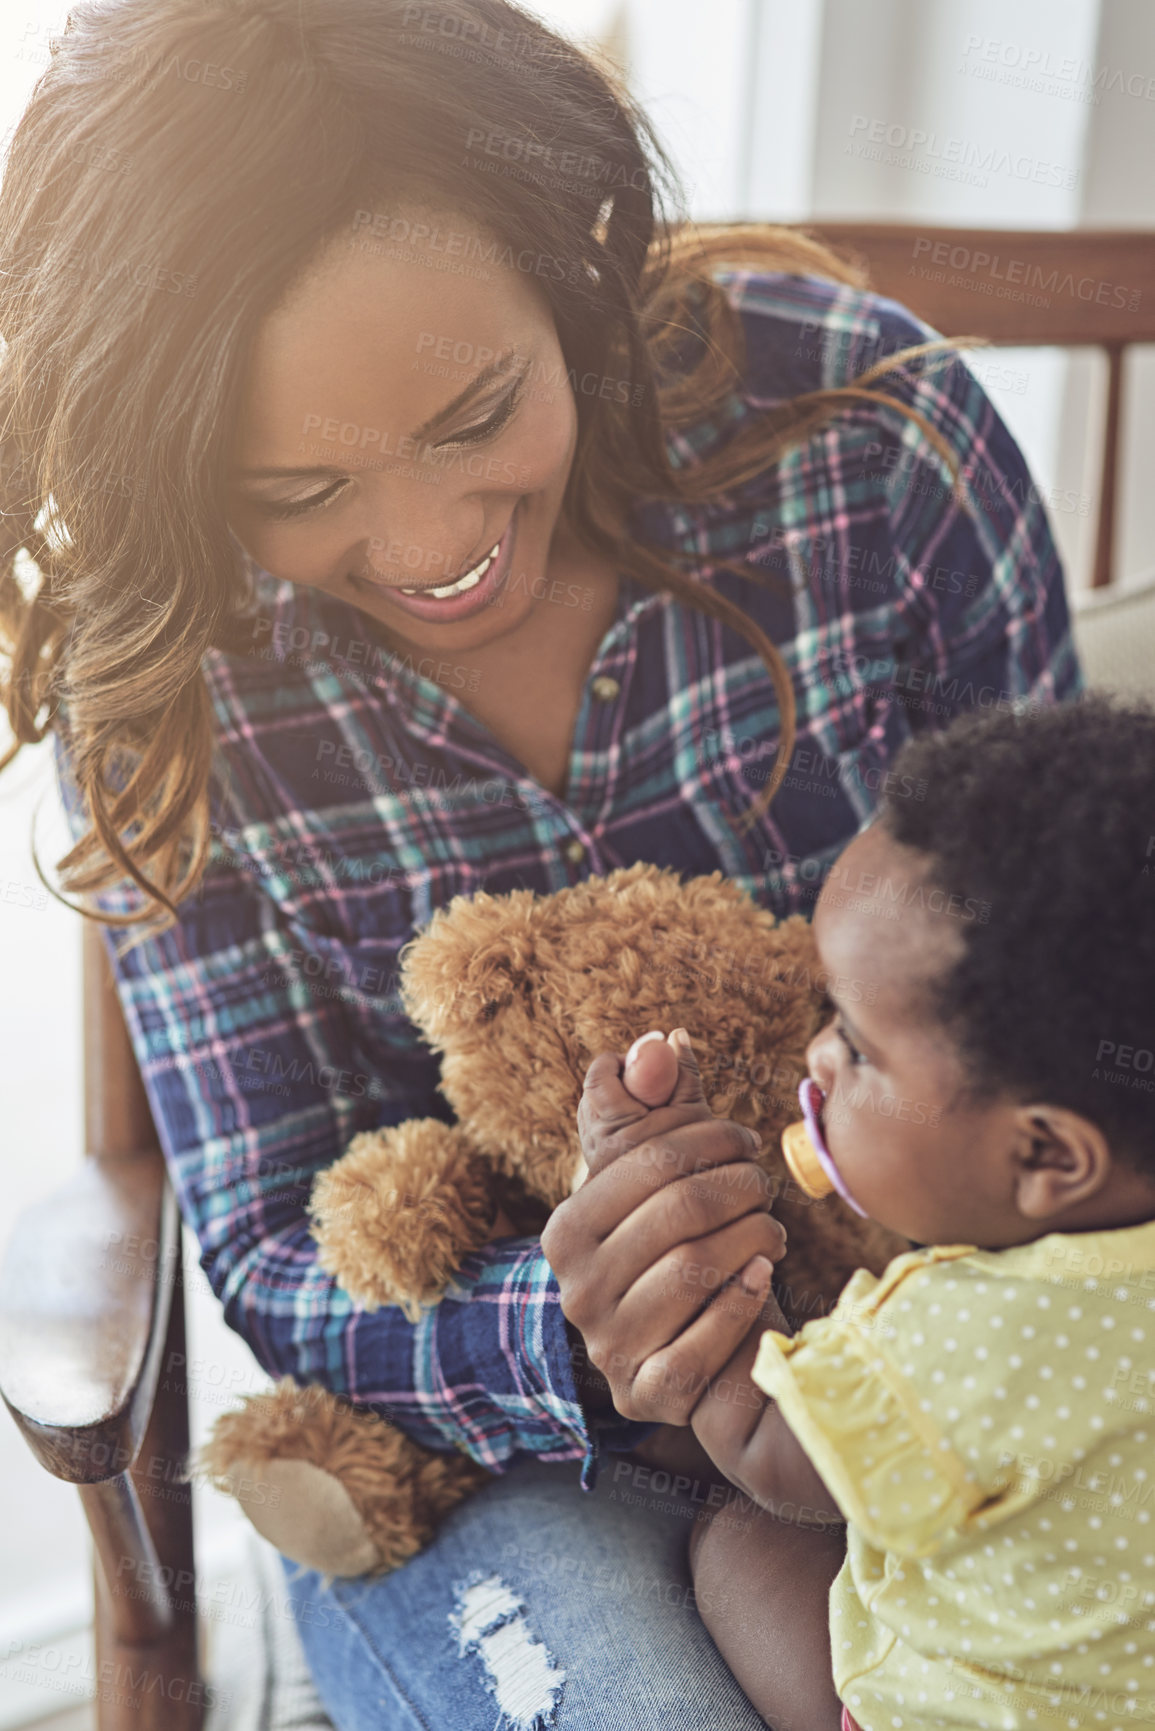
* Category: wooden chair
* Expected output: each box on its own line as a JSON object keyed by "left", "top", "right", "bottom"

{"left": 701, "top": 223, "right": 1155, "bottom": 590}
{"left": 0, "top": 224, "right": 1151, "bottom": 1731}
{"left": 0, "top": 923, "right": 202, "bottom": 1731}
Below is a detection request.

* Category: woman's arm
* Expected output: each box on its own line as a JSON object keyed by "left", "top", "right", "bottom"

{"left": 74, "top": 824, "right": 635, "bottom": 1482}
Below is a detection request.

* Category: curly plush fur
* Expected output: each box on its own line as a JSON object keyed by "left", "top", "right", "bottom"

{"left": 199, "top": 864, "right": 908, "bottom": 1577}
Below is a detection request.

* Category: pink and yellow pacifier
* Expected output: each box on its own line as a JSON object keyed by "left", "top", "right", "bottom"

{"left": 780, "top": 1078, "right": 868, "bottom": 1216}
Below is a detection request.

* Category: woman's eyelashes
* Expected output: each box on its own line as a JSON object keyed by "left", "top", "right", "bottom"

{"left": 443, "top": 375, "right": 523, "bottom": 448}
{"left": 264, "top": 480, "right": 348, "bottom": 521}
{"left": 260, "top": 377, "right": 525, "bottom": 521}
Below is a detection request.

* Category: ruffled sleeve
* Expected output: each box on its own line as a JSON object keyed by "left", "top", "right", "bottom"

{"left": 751, "top": 1257, "right": 1016, "bottom": 1558}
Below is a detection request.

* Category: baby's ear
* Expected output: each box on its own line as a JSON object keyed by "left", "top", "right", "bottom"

{"left": 399, "top": 887, "right": 548, "bottom": 1045}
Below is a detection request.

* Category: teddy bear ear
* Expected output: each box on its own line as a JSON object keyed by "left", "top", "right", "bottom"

{"left": 399, "top": 887, "right": 550, "bottom": 1045}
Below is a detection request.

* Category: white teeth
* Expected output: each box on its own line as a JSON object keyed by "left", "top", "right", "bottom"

{"left": 399, "top": 541, "right": 501, "bottom": 600}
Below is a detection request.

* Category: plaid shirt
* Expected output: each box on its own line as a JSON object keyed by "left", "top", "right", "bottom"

{"left": 60, "top": 268, "right": 1081, "bottom": 1492}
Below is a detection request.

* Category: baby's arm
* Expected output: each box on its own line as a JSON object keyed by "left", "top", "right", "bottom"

{"left": 688, "top": 1319, "right": 842, "bottom": 1526}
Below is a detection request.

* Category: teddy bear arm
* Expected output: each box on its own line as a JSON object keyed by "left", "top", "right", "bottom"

{"left": 309, "top": 1119, "right": 502, "bottom": 1321}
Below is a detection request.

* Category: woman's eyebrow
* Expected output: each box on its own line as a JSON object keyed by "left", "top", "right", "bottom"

{"left": 235, "top": 345, "right": 525, "bottom": 481}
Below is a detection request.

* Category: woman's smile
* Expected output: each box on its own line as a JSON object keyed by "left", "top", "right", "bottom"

{"left": 347, "top": 494, "right": 522, "bottom": 624}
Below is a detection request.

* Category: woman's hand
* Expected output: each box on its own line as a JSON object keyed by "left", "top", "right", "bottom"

{"left": 540, "top": 1030, "right": 788, "bottom": 1427}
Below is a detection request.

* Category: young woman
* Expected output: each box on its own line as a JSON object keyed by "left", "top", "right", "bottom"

{"left": 0, "top": 0, "right": 1079, "bottom": 1726}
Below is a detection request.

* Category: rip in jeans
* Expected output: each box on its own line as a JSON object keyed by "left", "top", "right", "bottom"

{"left": 450, "top": 1571, "right": 567, "bottom": 1730}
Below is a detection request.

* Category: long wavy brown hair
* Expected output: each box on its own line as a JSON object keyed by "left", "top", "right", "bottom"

{"left": 0, "top": 0, "right": 960, "bottom": 931}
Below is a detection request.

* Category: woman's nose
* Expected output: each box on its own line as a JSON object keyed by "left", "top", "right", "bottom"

{"left": 356, "top": 492, "right": 490, "bottom": 585}
{"left": 359, "top": 531, "right": 463, "bottom": 586}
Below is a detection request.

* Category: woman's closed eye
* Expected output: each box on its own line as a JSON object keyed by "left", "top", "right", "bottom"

{"left": 439, "top": 375, "right": 524, "bottom": 450}
{"left": 260, "top": 378, "right": 525, "bottom": 521}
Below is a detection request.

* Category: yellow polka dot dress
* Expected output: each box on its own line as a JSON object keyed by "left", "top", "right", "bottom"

{"left": 751, "top": 1221, "right": 1155, "bottom": 1730}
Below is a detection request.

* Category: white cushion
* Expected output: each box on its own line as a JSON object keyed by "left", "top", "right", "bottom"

{"left": 204, "top": 1530, "right": 333, "bottom": 1731}
{"left": 1069, "top": 571, "right": 1155, "bottom": 699}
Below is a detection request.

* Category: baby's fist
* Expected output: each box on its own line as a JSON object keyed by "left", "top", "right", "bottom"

{"left": 578, "top": 1028, "right": 724, "bottom": 1179}
{"left": 621, "top": 1028, "right": 682, "bottom": 1106}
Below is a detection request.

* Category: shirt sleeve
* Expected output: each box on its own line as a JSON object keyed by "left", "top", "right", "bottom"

{"left": 751, "top": 1256, "right": 1031, "bottom": 1558}
{"left": 55, "top": 742, "right": 643, "bottom": 1488}
{"left": 858, "top": 293, "right": 1084, "bottom": 726}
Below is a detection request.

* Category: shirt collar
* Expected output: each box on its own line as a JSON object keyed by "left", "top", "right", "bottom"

{"left": 965, "top": 1215, "right": 1155, "bottom": 1288}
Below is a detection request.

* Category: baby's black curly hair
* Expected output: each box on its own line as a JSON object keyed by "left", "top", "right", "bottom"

{"left": 878, "top": 693, "right": 1155, "bottom": 1170}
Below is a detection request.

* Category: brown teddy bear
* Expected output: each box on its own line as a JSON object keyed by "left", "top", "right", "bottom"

{"left": 200, "top": 863, "right": 907, "bottom": 1577}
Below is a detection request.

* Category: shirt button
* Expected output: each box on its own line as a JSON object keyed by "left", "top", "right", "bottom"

{"left": 563, "top": 839, "right": 586, "bottom": 864}
{"left": 591, "top": 675, "right": 620, "bottom": 702}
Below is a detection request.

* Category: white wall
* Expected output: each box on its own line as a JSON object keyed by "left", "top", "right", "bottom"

{"left": 1060, "top": 0, "right": 1155, "bottom": 591}
{"left": 596, "top": 0, "right": 1152, "bottom": 595}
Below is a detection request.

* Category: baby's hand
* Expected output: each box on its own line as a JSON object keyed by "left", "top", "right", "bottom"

{"left": 620, "top": 1028, "right": 682, "bottom": 1107}
{"left": 577, "top": 1027, "right": 717, "bottom": 1182}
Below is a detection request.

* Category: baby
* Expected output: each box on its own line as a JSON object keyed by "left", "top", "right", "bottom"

{"left": 544, "top": 694, "right": 1155, "bottom": 1731}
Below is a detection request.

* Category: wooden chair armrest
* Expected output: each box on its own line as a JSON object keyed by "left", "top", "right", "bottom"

{"left": 0, "top": 1147, "right": 180, "bottom": 1484}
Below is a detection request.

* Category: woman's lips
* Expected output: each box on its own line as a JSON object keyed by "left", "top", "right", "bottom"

{"left": 351, "top": 499, "right": 520, "bottom": 624}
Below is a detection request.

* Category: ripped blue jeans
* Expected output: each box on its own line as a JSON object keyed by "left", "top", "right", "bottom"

{"left": 280, "top": 1455, "right": 771, "bottom": 1730}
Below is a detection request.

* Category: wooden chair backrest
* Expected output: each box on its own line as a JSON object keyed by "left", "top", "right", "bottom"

{"left": 690, "top": 223, "right": 1155, "bottom": 590}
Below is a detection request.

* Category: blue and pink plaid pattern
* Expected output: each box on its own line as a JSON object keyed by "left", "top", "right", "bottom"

{"left": 59, "top": 269, "right": 1080, "bottom": 1490}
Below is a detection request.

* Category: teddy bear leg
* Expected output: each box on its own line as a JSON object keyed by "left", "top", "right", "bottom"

{"left": 198, "top": 1377, "right": 491, "bottom": 1578}
{"left": 310, "top": 1118, "right": 503, "bottom": 1319}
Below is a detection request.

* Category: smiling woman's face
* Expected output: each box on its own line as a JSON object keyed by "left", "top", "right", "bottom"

{"left": 226, "top": 207, "right": 581, "bottom": 658}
